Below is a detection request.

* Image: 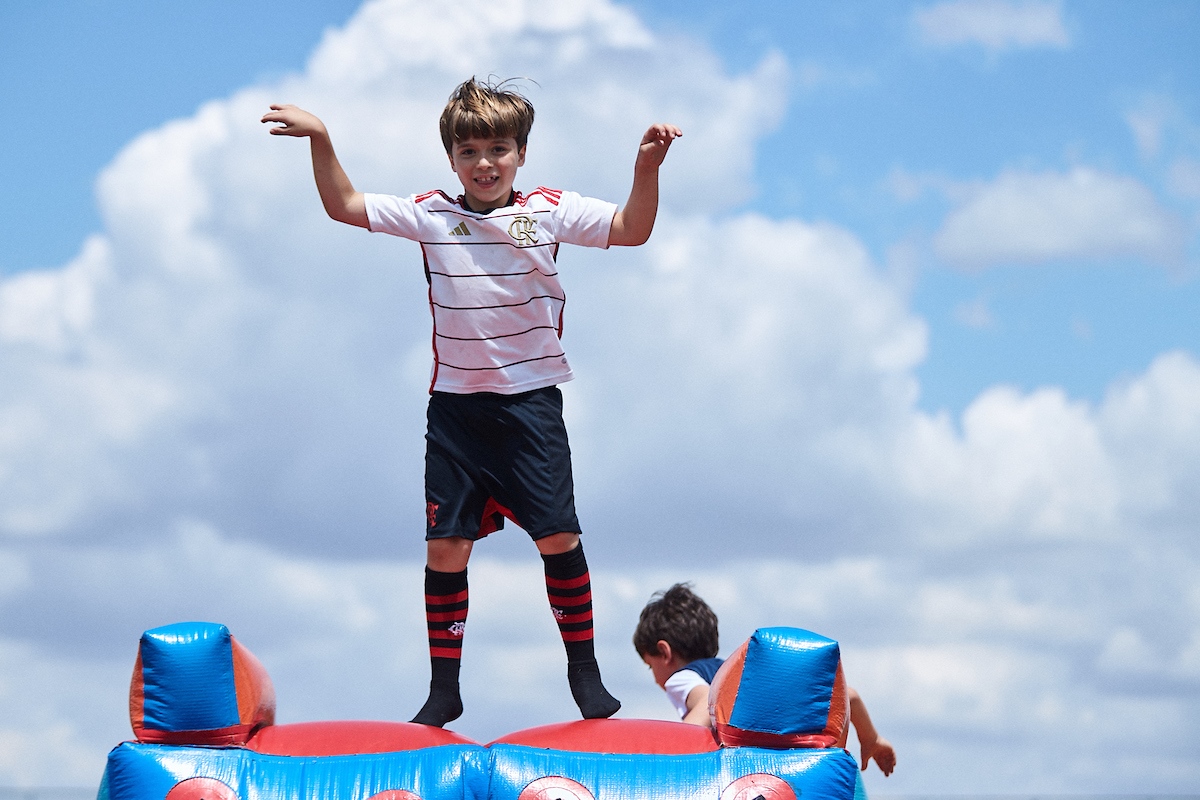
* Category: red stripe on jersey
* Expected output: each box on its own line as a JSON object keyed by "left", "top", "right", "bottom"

{"left": 515, "top": 187, "right": 562, "bottom": 207}
{"left": 426, "top": 254, "right": 440, "bottom": 396}
{"left": 415, "top": 189, "right": 454, "bottom": 204}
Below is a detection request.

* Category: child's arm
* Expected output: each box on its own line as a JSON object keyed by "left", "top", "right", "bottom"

{"left": 608, "top": 123, "right": 683, "bottom": 247}
{"left": 848, "top": 686, "right": 896, "bottom": 776}
{"left": 682, "top": 684, "right": 712, "bottom": 727}
{"left": 261, "top": 104, "right": 369, "bottom": 229}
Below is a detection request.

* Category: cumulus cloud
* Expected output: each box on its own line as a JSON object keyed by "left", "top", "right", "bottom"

{"left": 932, "top": 167, "right": 1186, "bottom": 270}
{"left": 913, "top": 0, "right": 1070, "bottom": 53}
{"left": 1, "top": 0, "right": 1199, "bottom": 793}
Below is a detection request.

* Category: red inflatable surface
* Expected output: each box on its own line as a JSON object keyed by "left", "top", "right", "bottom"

{"left": 488, "top": 719, "right": 719, "bottom": 754}
{"left": 248, "top": 721, "right": 477, "bottom": 756}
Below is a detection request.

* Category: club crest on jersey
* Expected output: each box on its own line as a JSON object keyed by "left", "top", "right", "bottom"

{"left": 508, "top": 215, "right": 539, "bottom": 245}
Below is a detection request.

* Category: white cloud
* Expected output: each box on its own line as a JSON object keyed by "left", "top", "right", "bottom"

{"left": 933, "top": 167, "right": 1186, "bottom": 270}
{"left": 913, "top": 0, "right": 1070, "bottom": 53}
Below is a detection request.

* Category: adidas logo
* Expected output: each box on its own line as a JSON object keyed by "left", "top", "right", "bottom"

{"left": 449, "top": 222, "right": 471, "bottom": 236}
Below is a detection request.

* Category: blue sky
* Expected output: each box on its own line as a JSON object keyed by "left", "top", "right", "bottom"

{"left": 1, "top": 0, "right": 1199, "bottom": 793}
{"left": 4, "top": 1, "right": 1197, "bottom": 417}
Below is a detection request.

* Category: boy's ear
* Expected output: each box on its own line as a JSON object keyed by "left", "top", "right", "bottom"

{"left": 517, "top": 145, "right": 526, "bottom": 167}
{"left": 655, "top": 640, "right": 673, "bottom": 660}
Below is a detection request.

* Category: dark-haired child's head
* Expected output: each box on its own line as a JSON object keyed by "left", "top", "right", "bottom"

{"left": 439, "top": 77, "right": 535, "bottom": 154}
{"left": 633, "top": 583, "right": 719, "bottom": 663}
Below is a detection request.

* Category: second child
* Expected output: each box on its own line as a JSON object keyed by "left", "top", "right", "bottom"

{"left": 633, "top": 584, "right": 897, "bottom": 777}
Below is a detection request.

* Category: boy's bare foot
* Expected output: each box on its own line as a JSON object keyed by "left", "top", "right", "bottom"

{"left": 410, "top": 683, "right": 463, "bottom": 727}
{"left": 568, "top": 660, "right": 621, "bottom": 719}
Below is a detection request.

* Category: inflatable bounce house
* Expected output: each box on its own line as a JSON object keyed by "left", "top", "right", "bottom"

{"left": 98, "top": 622, "right": 865, "bottom": 800}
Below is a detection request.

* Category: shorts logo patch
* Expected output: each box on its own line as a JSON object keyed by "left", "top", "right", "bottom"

{"left": 426, "top": 501, "right": 439, "bottom": 528}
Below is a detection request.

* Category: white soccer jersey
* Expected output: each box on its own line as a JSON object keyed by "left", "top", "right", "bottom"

{"left": 365, "top": 188, "right": 617, "bottom": 395}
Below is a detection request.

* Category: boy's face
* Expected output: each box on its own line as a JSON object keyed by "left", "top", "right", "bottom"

{"left": 641, "top": 643, "right": 679, "bottom": 689}
{"left": 448, "top": 136, "right": 526, "bottom": 213}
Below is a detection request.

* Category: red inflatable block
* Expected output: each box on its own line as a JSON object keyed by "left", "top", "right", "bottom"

{"left": 248, "top": 720, "right": 477, "bottom": 756}
{"left": 490, "top": 718, "right": 718, "bottom": 754}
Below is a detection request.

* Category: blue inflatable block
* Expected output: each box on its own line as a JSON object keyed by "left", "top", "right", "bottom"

{"left": 728, "top": 627, "right": 841, "bottom": 736}
{"left": 139, "top": 623, "right": 240, "bottom": 733}
{"left": 486, "top": 743, "right": 857, "bottom": 800}
{"left": 101, "top": 742, "right": 490, "bottom": 800}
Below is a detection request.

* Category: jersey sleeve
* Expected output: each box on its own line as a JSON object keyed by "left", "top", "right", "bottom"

{"left": 551, "top": 190, "right": 617, "bottom": 249}
{"left": 364, "top": 192, "right": 423, "bottom": 240}
{"left": 663, "top": 668, "right": 710, "bottom": 719}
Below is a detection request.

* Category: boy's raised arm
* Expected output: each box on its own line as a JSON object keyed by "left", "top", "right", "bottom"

{"left": 608, "top": 123, "right": 682, "bottom": 247}
{"left": 261, "top": 104, "right": 369, "bottom": 229}
{"left": 848, "top": 686, "right": 897, "bottom": 777}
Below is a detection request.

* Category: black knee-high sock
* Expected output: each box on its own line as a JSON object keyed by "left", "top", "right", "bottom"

{"left": 542, "top": 542, "right": 621, "bottom": 719}
{"left": 411, "top": 566, "right": 467, "bottom": 727}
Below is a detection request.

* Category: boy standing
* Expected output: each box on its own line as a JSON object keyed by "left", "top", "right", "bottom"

{"left": 263, "top": 78, "right": 681, "bottom": 727}
{"left": 634, "top": 584, "right": 897, "bottom": 777}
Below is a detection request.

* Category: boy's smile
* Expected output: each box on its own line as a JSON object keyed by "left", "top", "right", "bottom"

{"left": 449, "top": 136, "right": 526, "bottom": 213}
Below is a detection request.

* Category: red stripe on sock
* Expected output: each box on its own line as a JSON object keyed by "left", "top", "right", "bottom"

{"left": 560, "top": 630, "right": 594, "bottom": 642}
{"left": 425, "top": 590, "right": 469, "bottom": 605}
{"left": 556, "top": 610, "right": 593, "bottom": 625}
{"left": 426, "top": 610, "right": 469, "bottom": 622}
{"left": 548, "top": 590, "right": 592, "bottom": 607}
{"left": 544, "top": 573, "right": 591, "bottom": 590}
{"left": 429, "top": 647, "right": 463, "bottom": 659}
{"left": 429, "top": 629, "right": 465, "bottom": 640}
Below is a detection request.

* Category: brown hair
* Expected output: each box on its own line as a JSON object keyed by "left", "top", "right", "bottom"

{"left": 439, "top": 77, "right": 535, "bottom": 153}
{"left": 633, "top": 583, "right": 719, "bottom": 663}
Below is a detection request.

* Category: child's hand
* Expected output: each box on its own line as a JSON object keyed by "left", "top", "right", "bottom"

{"left": 635, "top": 123, "right": 683, "bottom": 171}
{"left": 261, "top": 104, "right": 327, "bottom": 138}
{"left": 860, "top": 735, "right": 896, "bottom": 776}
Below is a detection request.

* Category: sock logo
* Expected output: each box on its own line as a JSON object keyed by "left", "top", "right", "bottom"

{"left": 426, "top": 502, "right": 439, "bottom": 528}
{"left": 551, "top": 607, "right": 565, "bottom": 620}
{"left": 448, "top": 621, "right": 466, "bottom": 637}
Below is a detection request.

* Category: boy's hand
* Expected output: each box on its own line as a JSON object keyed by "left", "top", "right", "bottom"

{"left": 860, "top": 736, "right": 896, "bottom": 776}
{"left": 261, "top": 104, "right": 327, "bottom": 138}
{"left": 635, "top": 123, "right": 683, "bottom": 172}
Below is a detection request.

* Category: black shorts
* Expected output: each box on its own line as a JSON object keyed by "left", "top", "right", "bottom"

{"left": 424, "top": 386, "right": 582, "bottom": 542}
